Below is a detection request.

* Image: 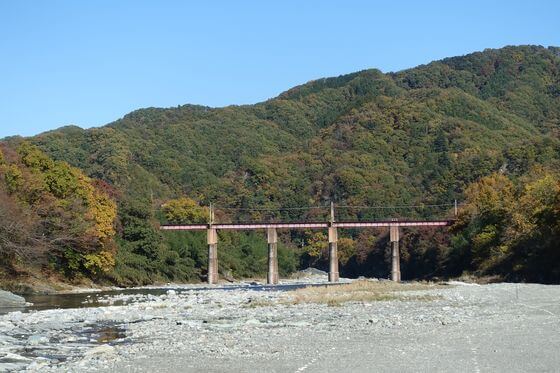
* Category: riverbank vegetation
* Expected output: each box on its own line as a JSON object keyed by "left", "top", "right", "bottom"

{"left": 0, "top": 142, "right": 117, "bottom": 286}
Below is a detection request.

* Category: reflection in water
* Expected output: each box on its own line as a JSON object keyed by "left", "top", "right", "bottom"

{"left": 96, "top": 327, "right": 126, "bottom": 343}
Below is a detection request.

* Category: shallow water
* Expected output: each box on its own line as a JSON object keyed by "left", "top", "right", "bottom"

{"left": 1, "top": 282, "right": 335, "bottom": 315}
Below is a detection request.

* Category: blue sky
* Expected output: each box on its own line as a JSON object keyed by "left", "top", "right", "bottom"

{"left": 1, "top": 0, "right": 559, "bottom": 138}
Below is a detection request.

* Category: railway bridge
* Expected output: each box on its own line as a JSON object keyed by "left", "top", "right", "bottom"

{"left": 161, "top": 202, "right": 457, "bottom": 284}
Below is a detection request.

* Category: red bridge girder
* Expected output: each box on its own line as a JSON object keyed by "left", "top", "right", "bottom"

{"left": 160, "top": 219, "right": 454, "bottom": 231}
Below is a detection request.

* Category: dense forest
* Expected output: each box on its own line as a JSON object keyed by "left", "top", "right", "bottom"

{"left": 1, "top": 45, "right": 560, "bottom": 287}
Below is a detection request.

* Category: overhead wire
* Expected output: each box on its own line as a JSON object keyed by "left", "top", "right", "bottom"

{"left": 213, "top": 202, "right": 463, "bottom": 211}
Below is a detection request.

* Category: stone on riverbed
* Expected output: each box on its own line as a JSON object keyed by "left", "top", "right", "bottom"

{"left": 0, "top": 290, "right": 26, "bottom": 308}
{"left": 84, "top": 344, "right": 115, "bottom": 356}
{"left": 27, "top": 335, "right": 49, "bottom": 346}
{"left": 290, "top": 267, "right": 328, "bottom": 279}
{"left": 0, "top": 352, "right": 32, "bottom": 363}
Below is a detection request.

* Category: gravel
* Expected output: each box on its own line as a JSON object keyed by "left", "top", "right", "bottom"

{"left": 1, "top": 281, "right": 559, "bottom": 372}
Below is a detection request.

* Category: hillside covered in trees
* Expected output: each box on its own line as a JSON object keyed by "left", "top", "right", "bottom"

{"left": 0, "top": 142, "right": 117, "bottom": 288}
{"left": 2, "top": 45, "right": 560, "bottom": 287}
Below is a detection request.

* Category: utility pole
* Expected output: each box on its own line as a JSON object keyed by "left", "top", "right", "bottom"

{"left": 454, "top": 199, "right": 458, "bottom": 217}
{"left": 209, "top": 202, "right": 215, "bottom": 224}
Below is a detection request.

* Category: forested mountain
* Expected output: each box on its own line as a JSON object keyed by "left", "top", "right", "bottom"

{"left": 2, "top": 45, "right": 560, "bottom": 286}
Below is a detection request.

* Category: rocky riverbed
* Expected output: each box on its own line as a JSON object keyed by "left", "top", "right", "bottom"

{"left": 1, "top": 280, "right": 559, "bottom": 372}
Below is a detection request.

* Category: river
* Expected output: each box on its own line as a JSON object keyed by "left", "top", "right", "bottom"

{"left": 0, "top": 280, "right": 342, "bottom": 371}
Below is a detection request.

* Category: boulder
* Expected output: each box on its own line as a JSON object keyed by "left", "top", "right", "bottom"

{"left": 0, "top": 290, "right": 26, "bottom": 308}
{"left": 290, "top": 267, "right": 328, "bottom": 279}
{"left": 84, "top": 344, "right": 115, "bottom": 356}
{"left": 223, "top": 270, "right": 235, "bottom": 282}
{"left": 27, "top": 335, "right": 49, "bottom": 346}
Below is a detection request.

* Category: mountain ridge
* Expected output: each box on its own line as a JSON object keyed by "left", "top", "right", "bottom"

{"left": 24, "top": 45, "right": 560, "bottom": 215}
{"left": 2, "top": 44, "right": 560, "bottom": 285}
{"left": 2, "top": 44, "right": 554, "bottom": 143}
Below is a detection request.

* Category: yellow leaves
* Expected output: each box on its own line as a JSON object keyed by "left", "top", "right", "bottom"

{"left": 464, "top": 173, "right": 514, "bottom": 215}
{"left": 304, "top": 231, "right": 327, "bottom": 258}
{"left": 511, "top": 51, "right": 524, "bottom": 63}
{"left": 44, "top": 161, "right": 79, "bottom": 199}
{"left": 463, "top": 172, "right": 559, "bottom": 228}
{"left": 162, "top": 197, "right": 208, "bottom": 224}
{"left": 74, "top": 172, "right": 117, "bottom": 242}
{"left": 19, "top": 144, "right": 118, "bottom": 243}
{"left": 87, "top": 186, "right": 117, "bottom": 241}
{"left": 521, "top": 174, "right": 559, "bottom": 215}
{"left": 463, "top": 169, "right": 560, "bottom": 272}
{"left": 83, "top": 250, "right": 116, "bottom": 274}
{"left": 3, "top": 164, "right": 23, "bottom": 194}
{"left": 2, "top": 142, "right": 118, "bottom": 273}
{"left": 455, "top": 172, "right": 515, "bottom": 231}
{"left": 337, "top": 237, "right": 356, "bottom": 265}
{"left": 509, "top": 174, "right": 560, "bottom": 239}
{"left": 17, "top": 141, "right": 54, "bottom": 171}
{"left": 508, "top": 210, "right": 534, "bottom": 240}
{"left": 303, "top": 232, "right": 355, "bottom": 263}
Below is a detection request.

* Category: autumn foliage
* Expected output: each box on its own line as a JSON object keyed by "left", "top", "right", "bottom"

{"left": 0, "top": 142, "right": 117, "bottom": 280}
{"left": 453, "top": 170, "right": 560, "bottom": 282}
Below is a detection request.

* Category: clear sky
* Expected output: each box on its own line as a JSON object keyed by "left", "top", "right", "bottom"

{"left": 1, "top": 0, "right": 559, "bottom": 138}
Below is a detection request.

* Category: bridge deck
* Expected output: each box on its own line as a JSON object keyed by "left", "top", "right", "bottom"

{"left": 160, "top": 219, "right": 454, "bottom": 231}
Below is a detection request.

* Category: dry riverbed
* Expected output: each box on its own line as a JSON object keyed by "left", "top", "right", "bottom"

{"left": 1, "top": 279, "right": 559, "bottom": 372}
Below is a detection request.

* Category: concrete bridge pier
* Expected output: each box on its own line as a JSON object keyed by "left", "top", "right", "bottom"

{"left": 267, "top": 228, "right": 279, "bottom": 285}
{"left": 390, "top": 224, "right": 401, "bottom": 282}
{"left": 207, "top": 227, "right": 218, "bottom": 284}
{"left": 328, "top": 226, "right": 339, "bottom": 282}
{"left": 328, "top": 202, "right": 339, "bottom": 282}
